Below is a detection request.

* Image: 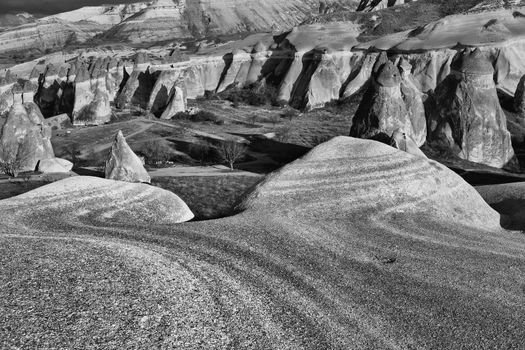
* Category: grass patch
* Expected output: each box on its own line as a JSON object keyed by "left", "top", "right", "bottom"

{"left": 152, "top": 175, "right": 262, "bottom": 220}
{"left": 0, "top": 181, "right": 51, "bottom": 200}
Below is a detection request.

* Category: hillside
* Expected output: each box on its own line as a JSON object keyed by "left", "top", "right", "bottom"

{"left": 1, "top": 138, "right": 524, "bottom": 348}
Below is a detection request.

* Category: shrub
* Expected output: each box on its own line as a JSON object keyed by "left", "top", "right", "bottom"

{"left": 275, "top": 124, "right": 292, "bottom": 142}
{"left": 188, "top": 142, "right": 217, "bottom": 164}
{"left": 135, "top": 140, "right": 174, "bottom": 164}
{"left": 174, "top": 110, "right": 223, "bottom": 124}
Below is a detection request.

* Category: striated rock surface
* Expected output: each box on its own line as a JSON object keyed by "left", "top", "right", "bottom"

{"left": 1, "top": 137, "right": 525, "bottom": 349}
{"left": 105, "top": 130, "right": 151, "bottom": 184}
{"left": 0, "top": 19, "right": 95, "bottom": 54}
{"left": 0, "top": 87, "right": 54, "bottom": 172}
{"left": 427, "top": 49, "right": 515, "bottom": 168}
{"left": 2, "top": 176, "right": 194, "bottom": 224}
{"left": 100, "top": 0, "right": 323, "bottom": 44}
{"left": 350, "top": 60, "right": 418, "bottom": 143}
{"left": 44, "top": 3, "right": 150, "bottom": 26}
{"left": 239, "top": 136, "right": 500, "bottom": 228}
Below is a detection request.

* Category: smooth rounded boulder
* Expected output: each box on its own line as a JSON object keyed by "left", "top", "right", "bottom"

{"left": 37, "top": 158, "right": 73, "bottom": 173}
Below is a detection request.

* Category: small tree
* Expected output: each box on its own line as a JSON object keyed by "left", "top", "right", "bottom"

{"left": 0, "top": 143, "right": 30, "bottom": 178}
{"left": 218, "top": 140, "right": 247, "bottom": 171}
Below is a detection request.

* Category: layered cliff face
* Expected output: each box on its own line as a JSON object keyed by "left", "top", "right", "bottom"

{"left": 43, "top": 3, "right": 151, "bottom": 26}
{"left": 98, "top": 0, "right": 324, "bottom": 44}
{"left": 427, "top": 49, "right": 515, "bottom": 168}
{"left": 0, "top": 19, "right": 95, "bottom": 54}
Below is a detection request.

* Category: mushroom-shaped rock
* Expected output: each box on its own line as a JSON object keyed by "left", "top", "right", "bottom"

{"left": 37, "top": 157, "right": 73, "bottom": 173}
{"left": 105, "top": 130, "right": 151, "bottom": 183}
{"left": 427, "top": 49, "right": 514, "bottom": 168}
{"left": 350, "top": 60, "right": 417, "bottom": 142}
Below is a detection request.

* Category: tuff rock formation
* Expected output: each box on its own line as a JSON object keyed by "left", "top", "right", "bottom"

{"left": 147, "top": 70, "right": 184, "bottom": 117}
{"left": 350, "top": 59, "right": 419, "bottom": 143}
{"left": 105, "top": 130, "right": 151, "bottom": 184}
{"left": 37, "top": 157, "right": 73, "bottom": 173}
{"left": 72, "top": 62, "right": 112, "bottom": 126}
{"left": 116, "top": 53, "right": 155, "bottom": 109}
{"left": 239, "top": 136, "right": 500, "bottom": 229}
{"left": 160, "top": 84, "right": 187, "bottom": 120}
{"left": 0, "top": 85, "right": 54, "bottom": 172}
{"left": 398, "top": 58, "right": 426, "bottom": 146}
{"left": 427, "top": 49, "right": 515, "bottom": 168}
{"left": 2, "top": 176, "right": 194, "bottom": 224}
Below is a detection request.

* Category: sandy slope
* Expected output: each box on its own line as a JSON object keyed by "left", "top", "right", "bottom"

{"left": 1, "top": 137, "right": 524, "bottom": 349}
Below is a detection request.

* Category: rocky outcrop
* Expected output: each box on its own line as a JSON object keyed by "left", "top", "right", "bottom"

{"left": 0, "top": 18, "right": 94, "bottom": 54}
{"left": 37, "top": 157, "right": 73, "bottom": 173}
{"left": 239, "top": 136, "right": 500, "bottom": 229}
{"left": 147, "top": 70, "right": 183, "bottom": 117}
{"left": 116, "top": 54, "right": 155, "bottom": 109}
{"left": 0, "top": 86, "right": 54, "bottom": 173}
{"left": 105, "top": 130, "right": 151, "bottom": 184}
{"left": 160, "top": 84, "right": 187, "bottom": 120}
{"left": 0, "top": 71, "right": 17, "bottom": 116}
{"left": 350, "top": 60, "right": 419, "bottom": 143}
{"left": 427, "top": 49, "right": 514, "bottom": 168}
{"left": 72, "top": 62, "right": 112, "bottom": 126}
{"left": 2, "top": 176, "right": 194, "bottom": 224}
{"left": 398, "top": 58, "right": 427, "bottom": 146}
{"left": 44, "top": 3, "right": 149, "bottom": 26}
{"left": 100, "top": 0, "right": 322, "bottom": 44}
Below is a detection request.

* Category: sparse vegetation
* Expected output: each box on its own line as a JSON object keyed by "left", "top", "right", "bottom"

{"left": 217, "top": 83, "right": 282, "bottom": 107}
{"left": 188, "top": 142, "right": 217, "bottom": 164}
{"left": 218, "top": 140, "right": 248, "bottom": 171}
{"left": 275, "top": 124, "right": 293, "bottom": 143}
{"left": 152, "top": 175, "right": 262, "bottom": 220}
{"left": 174, "top": 110, "right": 224, "bottom": 124}
{"left": 135, "top": 140, "right": 174, "bottom": 165}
